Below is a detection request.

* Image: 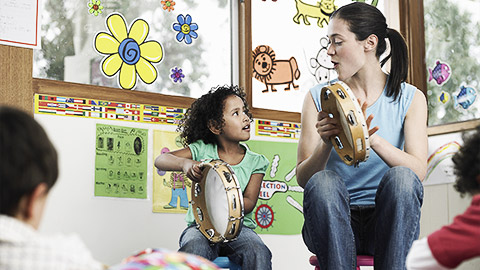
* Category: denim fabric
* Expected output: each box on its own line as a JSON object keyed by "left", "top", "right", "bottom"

{"left": 302, "top": 167, "right": 423, "bottom": 270}
{"left": 179, "top": 225, "right": 272, "bottom": 270}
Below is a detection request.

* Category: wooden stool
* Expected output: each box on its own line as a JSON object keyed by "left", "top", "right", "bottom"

{"left": 213, "top": 256, "right": 241, "bottom": 270}
{"left": 309, "top": 255, "right": 374, "bottom": 270}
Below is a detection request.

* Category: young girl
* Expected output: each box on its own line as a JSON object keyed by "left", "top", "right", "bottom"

{"left": 407, "top": 126, "right": 480, "bottom": 269}
{"left": 296, "top": 2, "right": 427, "bottom": 269}
{"left": 154, "top": 85, "right": 272, "bottom": 269}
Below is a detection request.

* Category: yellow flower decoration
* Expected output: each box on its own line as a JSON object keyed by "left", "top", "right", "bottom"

{"left": 94, "top": 13, "right": 163, "bottom": 90}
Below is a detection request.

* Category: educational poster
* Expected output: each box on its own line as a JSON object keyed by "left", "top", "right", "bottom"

{"left": 424, "top": 131, "right": 464, "bottom": 186}
{"left": 0, "top": 0, "right": 41, "bottom": 49}
{"left": 94, "top": 123, "right": 148, "bottom": 198}
{"left": 152, "top": 130, "right": 191, "bottom": 213}
{"left": 246, "top": 140, "right": 303, "bottom": 235}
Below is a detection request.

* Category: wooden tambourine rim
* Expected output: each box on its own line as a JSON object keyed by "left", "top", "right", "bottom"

{"left": 320, "top": 81, "right": 370, "bottom": 166}
{"left": 191, "top": 160, "right": 244, "bottom": 243}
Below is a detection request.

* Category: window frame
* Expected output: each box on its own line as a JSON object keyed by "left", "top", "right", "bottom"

{"left": 29, "top": 0, "right": 480, "bottom": 133}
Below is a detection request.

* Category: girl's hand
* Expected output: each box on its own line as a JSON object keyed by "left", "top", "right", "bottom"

{"left": 183, "top": 160, "right": 205, "bottom": 182}
{"left": 316, "top": 110, "right": 340, "bottom": 145}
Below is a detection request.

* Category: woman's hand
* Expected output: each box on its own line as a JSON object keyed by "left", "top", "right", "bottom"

{"left": 183, "top": 160, "right": 205, "bottom": 182}
{"left": 360, "top": 101, "right": 379, "bottom": 144}
{"left": 316, "top": 111, "right": 340, "bottom": 145}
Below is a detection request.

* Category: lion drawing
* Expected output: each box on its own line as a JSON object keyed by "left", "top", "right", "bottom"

{"left": 293, "top": 0, "right": 337, "bottom": 28}
{"left": 252, "top": 45, "right": 300, "bottom": 93}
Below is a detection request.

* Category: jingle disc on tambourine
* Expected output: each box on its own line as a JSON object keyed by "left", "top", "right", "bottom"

{"left": 320, "top": 81, "right": 370, "bottom": 166}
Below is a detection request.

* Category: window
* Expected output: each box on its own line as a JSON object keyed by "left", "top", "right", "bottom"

{"left": 33, "top": 0, "right": 233, "bottom": 101}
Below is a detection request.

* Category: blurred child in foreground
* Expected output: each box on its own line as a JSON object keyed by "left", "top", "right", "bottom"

{"left": 406, "top": 125, "right": 480, "bottom": 269}
{"left": 0, "top": 106, "right": 104, "bottom": 270}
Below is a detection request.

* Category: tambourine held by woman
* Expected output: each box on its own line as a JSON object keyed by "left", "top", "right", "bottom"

{"left": 191, "top": 159, "right": 244, "bottom": 243}
{"left": 320, "top": 81, "right": 370, "bottom": 166}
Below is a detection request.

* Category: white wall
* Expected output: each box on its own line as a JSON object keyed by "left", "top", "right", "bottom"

{"left": 36, "top": 113, "right": 480, "bottom": 269}
{"left": 36, "top": 114, "right": 313, "bottom": 269}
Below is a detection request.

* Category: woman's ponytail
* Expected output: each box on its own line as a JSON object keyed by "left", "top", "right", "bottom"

{"left": 383, "top": 28, "right": 408, "bottom": 101}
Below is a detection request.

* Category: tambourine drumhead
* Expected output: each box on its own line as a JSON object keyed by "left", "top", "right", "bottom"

{"left": 320, "top": 81, "right": 370, "bottom": 166}
{"left": 192, "top": 160, "right": 244, "bottom": 243}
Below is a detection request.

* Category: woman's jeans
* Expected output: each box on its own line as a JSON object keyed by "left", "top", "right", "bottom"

{"left": 302, "top": 167, "right": 423, "bottom": 270}
{"left": 179, "top": 225, "right": 272, "bottom": 270}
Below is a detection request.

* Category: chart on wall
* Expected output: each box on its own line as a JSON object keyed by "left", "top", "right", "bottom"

{"left": 246, "top": 140, "right": 303, "bottom": 235}
{"left": 94, "top": 123, "right": 148, "bottom": 199}
{"left": 251, "top": 0, "right": 384, "bottom": 113}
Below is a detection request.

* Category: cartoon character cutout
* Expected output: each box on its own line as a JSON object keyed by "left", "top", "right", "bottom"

{"left": 438, "top": 91, "right": 449, "bottom": 104}
{"left": 252, "top": 45, "right": 300, "bottom": 93}
{"left": 293, "top": 0, "right": 337, "bottom": 28}
{"left": 310, "top": 37, "right": 337, "bottom": 84}
{"left": 163, "top": 172, "right": 191, "bottom": 210}
{"left": 454, "top": 85, "right": 477, "bottom": 110}
{"left": 428, "top": 60, "right": 451, "bottom": 86}
{"left": 352, "top": 0, "right": 379, "bottom": 7}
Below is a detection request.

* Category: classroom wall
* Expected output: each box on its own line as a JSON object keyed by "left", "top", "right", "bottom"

{"left": 36, "top": 114, "right": 313, "bottom": 269}
{"left": 36, "top": 112, "right": 480, "bottom": 269}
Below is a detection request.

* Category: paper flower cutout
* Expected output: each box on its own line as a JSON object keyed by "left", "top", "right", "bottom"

{"left": 172, "top": 14, "right": 198, "bottom": 45}
{"left": 161, "top": 0, "right": 175, "bottom": 12}
{"left": 170, "top": 67, "right": 185, "bottom": 83}
{"left": 88, "top": 0, "right": 103, "bottom": 16}
{"left": 94, "top": 13, "right": 163, "bottom": 90}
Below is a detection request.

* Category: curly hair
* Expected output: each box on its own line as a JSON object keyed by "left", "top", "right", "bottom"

{"left": 452, "top": 125, "right": 480, "bottom": 197}
{"left": 177, "top": 85, "right": 252, "bottom": 146}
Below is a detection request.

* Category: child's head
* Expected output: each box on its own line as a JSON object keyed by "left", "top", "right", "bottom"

{"left": 453, "top": 125, "right": 480, "bottom": 197}
{"left": 0, "top": 106, "right": 58, "bottom": 219}
{"left": 178, "top": 85, "right": 252, "bottom": 146}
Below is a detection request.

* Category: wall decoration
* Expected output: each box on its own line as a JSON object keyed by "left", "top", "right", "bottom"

{"left": 88, "top": 0, "right": 104, "bottom": 16}
{"left": 425, "top": 138, "right": 461, "bottom": 186}
{"left": 94, "top": 123, "right": 148, "bottom": 198}
{"left": 35, "top": 94, "right": 186, "bottom": 125}
{"left": 153, "top": 130, "right": 190, "bottom": 213}
{"left": 246, "top": 140, "right": 303, "bottom": 235}
{"left": 251, "top": 0, "right": 385, "bottom": 113}
{"left": 94, "top": 13, "right": 164, "bottom": 90}
{"left": 252, "top": 45, "right": 301, "bottom": 93}
{"left": 352, "top": 0, "right": 379, "bottom": 6}
{"left": 454, "top": 85, "right": 477, "bottom": 110}
{"left": 255, "top": 119, "right": 301, "bottom": 139}
{"left": 438, "top": 91, "right": 450, "bottom": 104}
{"left": 170, "top": 67, "right": 185, "bottom": 83}
{"left": 161, "top": 0, "right": 175, "bottom": 12}
{"left": 172, "top": 14, "right": 198, "bottom": 45}
{"left": 292, "top": 0, "right": 337, "bottom": 28}
{"left": 309, "top": 36, "right": 337, "bottom": 84}
{"left": 424, "top": 129, "right": 480, "bottom": 186}
{"left": 428, "top": 60, "right": 451, "bottom": 86}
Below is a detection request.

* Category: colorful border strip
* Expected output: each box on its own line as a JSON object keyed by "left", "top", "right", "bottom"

{"left": 255, "top": 119, "right": 301, "bottom": 140}
{"left": 35, "top": 94, "right": 186, "bottom": 125}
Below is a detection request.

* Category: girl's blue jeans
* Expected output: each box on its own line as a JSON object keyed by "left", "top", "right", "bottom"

{"left": 179, "top": 225, "right": 272, "bottom": 269}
